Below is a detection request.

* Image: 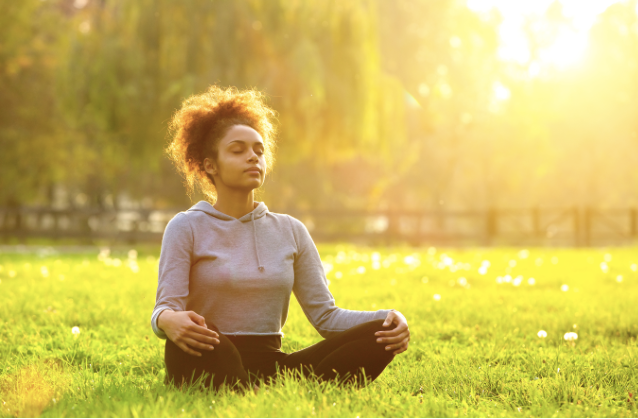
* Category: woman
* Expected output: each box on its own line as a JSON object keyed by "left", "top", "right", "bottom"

{"left": 151, "top": 85, "right": 410, "bottom": 393}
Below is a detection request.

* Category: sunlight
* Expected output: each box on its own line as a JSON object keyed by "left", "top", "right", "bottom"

{"left": 493, "top": 81, "right": 511, "bottom": 101}
{"left": 466, "top": 0, "right": 624, "bottom": 73}
{"left": 540, "top": 29, "right": 589, "bottom": 68}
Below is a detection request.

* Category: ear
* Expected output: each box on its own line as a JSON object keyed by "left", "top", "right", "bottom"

{"left": 203, "top": 157, "right": 217, "bottom": 176}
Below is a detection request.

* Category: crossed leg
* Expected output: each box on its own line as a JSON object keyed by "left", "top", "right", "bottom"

{"left": 164, "top": 323, "right": 251, "bottom": 392}
{"left": 164, "top": 319, "right": 396, "bottom": 392}
{"left": 274, "top": 319, "right": 396, "bottom": 387}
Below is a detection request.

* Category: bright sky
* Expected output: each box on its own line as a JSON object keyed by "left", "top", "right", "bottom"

{"left": 466, "top": 0, "right": 628, "bottom": 72}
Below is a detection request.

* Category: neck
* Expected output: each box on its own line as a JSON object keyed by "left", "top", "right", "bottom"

{"left": 213, "top": 190, "right": 257, "bottom": 219}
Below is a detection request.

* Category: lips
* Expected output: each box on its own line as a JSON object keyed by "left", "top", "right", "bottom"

{"left": 245, "top": 167, "right": 261, "bottom": 174}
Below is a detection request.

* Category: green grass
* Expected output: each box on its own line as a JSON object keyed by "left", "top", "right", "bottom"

{"left": 0, "top": 244, "right": 637, "bottom": 418}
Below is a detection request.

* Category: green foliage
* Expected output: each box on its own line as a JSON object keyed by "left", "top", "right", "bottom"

{"left": 0, "top": 245, "right": 637, "bottom": 417}
{"left": 0, "top": 0, "right": 70, "bottom": 206}
{"left": 2, "top": 0, "right": 638, "bottom": 212}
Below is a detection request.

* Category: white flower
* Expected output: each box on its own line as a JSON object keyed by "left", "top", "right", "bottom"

{"left": 335, "top": 271, "right": 343, "bottom": 279}
{"left": 478, "top": 266, "right": 488, "bottom": 275}
{"left": 40, "top": 266, "right": 50, "bottom": 278}
{"left": 72, "top": 326, "right": 81, "bottom": 335}
{"left": 98, "top": 248, "right": 110, "bottom": 261}
{"left": 537, "top": 330, "right": 547, "bottom": 338}
{"left": 433, "top": 294, "right": 441, "bottom": 301}
{"left": 616, "top": 275, "right": 623, "bottom": 283}
{"left": 403, "top": 255, "right": 416, "bottom": 265}
{"left": 527, "top": 278, "right": 536, "bottom": 285}
{"left": 561, "top": 284, "right": 569, "bottom": 292}
{"left": 630, "top": 263, "right": 637, "bottom": 272}
{"left": 564, "top": 332, "right": 578, "bottom": 341}
{"left": 356, "top": 266, "right": 366, "bottom": 274}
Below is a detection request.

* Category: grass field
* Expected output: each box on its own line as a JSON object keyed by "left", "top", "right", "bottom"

{"left": 1, "top": 244, "right": 637, "bottom": 418}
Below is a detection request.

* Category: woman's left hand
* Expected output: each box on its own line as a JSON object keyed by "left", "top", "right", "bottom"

{"left": 376, "top": 310, "right": 410, "bottom": 355}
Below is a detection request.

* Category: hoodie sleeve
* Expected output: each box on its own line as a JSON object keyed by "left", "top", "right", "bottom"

{"left": 287, "top": 215, "right": 394, "bottom": 339}
{"left": 150, "top": 213, "right": 193, "bottom": 340}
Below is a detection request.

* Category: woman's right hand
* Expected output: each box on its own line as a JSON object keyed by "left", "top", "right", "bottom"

{"left": 158, "top": 310, "right": 220, "bottom": 357}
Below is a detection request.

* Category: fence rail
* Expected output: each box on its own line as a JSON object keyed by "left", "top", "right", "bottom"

{"left": 0, "top": 206, "right": 636, "bottom": 246}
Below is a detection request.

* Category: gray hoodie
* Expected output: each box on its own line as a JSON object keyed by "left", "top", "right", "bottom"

{"left": 151, "top": 200, "right": 393, "bottom": 340}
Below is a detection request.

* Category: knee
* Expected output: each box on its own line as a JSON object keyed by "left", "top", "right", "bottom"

{"left": 361, "top": 319, "right": 393, "bottom": 336}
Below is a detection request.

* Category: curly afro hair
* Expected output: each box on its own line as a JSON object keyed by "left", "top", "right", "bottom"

{"left": 166, "top": 85, "right": 278, "bottom": 202}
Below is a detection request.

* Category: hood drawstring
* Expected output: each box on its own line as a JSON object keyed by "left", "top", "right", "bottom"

{"left": 187, "top": 200, "right": 267, "bottom": 273}
{"left": 251, "top": 211, "right": 265, "bottom": 272}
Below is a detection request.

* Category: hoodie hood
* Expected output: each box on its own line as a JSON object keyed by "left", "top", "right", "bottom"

{"left": 187, "top": 200, "right": 269, "bottom": 272}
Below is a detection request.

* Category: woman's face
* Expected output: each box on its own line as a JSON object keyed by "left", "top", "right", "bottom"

{"left": 204, "top": 124, "right": 266, "bottom": 192}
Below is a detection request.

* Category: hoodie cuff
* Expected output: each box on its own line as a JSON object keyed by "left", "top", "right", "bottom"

{"left": 151, "top": 307, "right": 171, "bottom": 340}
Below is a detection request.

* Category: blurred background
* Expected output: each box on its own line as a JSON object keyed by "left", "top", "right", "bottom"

{"left": 1, "top": 0, "right": 637, "bottom": 246}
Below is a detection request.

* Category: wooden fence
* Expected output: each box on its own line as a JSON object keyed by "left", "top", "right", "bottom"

{"left": 0, "top": 206, "right": 636, "bottom": 246}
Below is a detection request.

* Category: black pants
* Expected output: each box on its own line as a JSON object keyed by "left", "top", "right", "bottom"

{"left": 164, "top": 319, "right": 396, "bottom": 392}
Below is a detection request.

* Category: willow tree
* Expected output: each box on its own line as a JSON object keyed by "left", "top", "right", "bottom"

{"left": 0, "top": 0, "right": 70, "bottom": 207}
{"left": 56, "top": 0, "right": 407, "bottom": 210}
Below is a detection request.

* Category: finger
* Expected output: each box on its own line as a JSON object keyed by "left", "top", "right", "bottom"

{"left": 187, "top": 311, "right": 209, "bottom": 328}
{"left": 393, "top": 344, "right": 408, "bottom": 355}
{"left": 376, "top": 330, "right": 409, "bottom": 344}
{"left": 376, "top": 332, "right": 408, "bottom": 345}
{"left": 177, "top": 341, "right": 202, "bottom": 357}
{"left": 375, "top": 322, "right": 408, "bottom": 336}
{"left": 375, "top": 325, "right": 409, "bottom": 339}
{"left": 382, "top": 313, "right": 395, "bottom": 327}
{"left": 384, "top": 339, "right": 409, "bottom": 351}
{"left": 188, "top": 332, "right": 220, "bottom": 346}
{"left": 183, "top": 336, "right": 216, "bottom": 352}
{"left": 189, "top": 324, "right": 219, "bottom": 340}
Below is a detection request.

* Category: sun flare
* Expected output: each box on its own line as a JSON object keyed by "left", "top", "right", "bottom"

{"left": 466, "top": 0, "right": 625, "bottom": 73}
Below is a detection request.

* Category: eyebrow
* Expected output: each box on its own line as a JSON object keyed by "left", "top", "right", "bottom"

{"left": 228, "top": 140, "right": 264, "bottom": 146}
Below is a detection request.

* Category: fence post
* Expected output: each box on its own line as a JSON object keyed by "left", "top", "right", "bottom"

{"left": 52, "top": 211, "right": 59, "bottom": 243}
{"left": 486, "top": 208, "right": 497, "bottom": 245}
{"left": 573, "top": 206, "right": 580, "bottom": 247}
{"left": 532, "top": 207, "right": 541, "bottom": 240}
{"left": 414, "top": 212, "right": 424, "bottom": 246}
{"left": 385, "top": 209, "right": 398, "bottom": 245}
{"left": 583, "top": 207, "right": 591, "bottom": 247}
